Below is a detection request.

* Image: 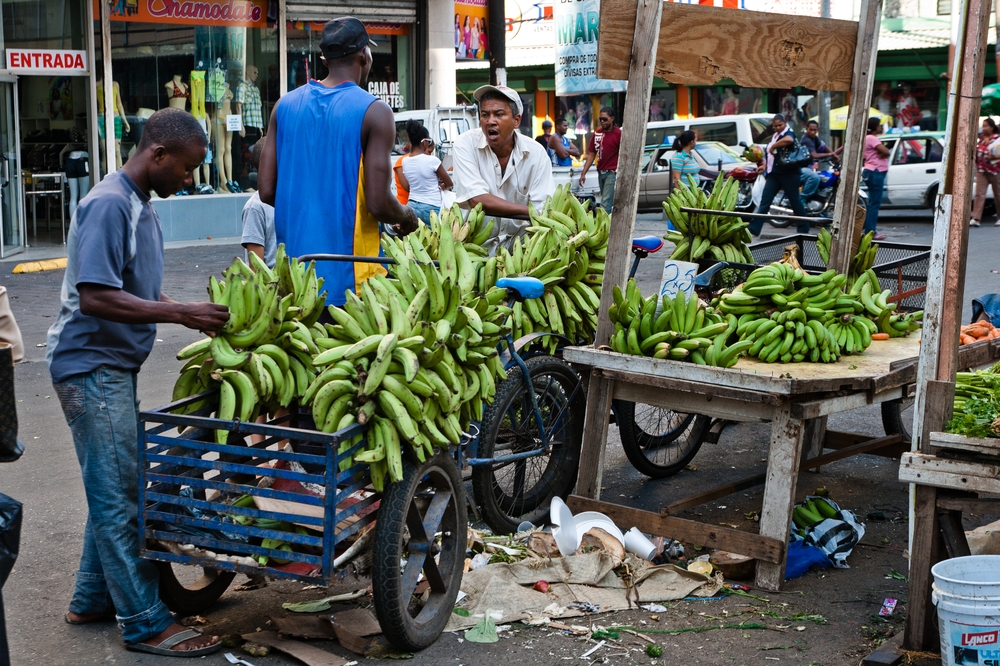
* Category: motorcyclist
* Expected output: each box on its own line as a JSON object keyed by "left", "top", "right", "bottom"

{"left": 799, "top": 120, "right": 843, "bottom": 204}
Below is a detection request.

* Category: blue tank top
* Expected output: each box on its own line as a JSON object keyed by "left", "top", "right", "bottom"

{"left": 548, "top": 134, "right": 573, "bottom": 167}
{"left": 273, "top": 81, "right": 384, "bottom": 306}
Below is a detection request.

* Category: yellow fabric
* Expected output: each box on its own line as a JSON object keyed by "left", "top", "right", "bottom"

{"left": 96, "top": 82, "right": 122, "bottom": 116}
{"left": 190, "top": 71, "right": 206, "bottom": 119}
{"left": 353, "top": 161, "right": 386, "bottom": 292}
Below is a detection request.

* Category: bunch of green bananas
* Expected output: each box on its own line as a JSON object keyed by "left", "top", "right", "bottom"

{"left": 174, "top": 247, "right": 329, "bottom": 443}
{"left": 663, "top": 175, "right": 755, "bottom": 264}
{"left": 816, "top": 227, "right": 832, "bottom": 266}
{"left": 607, "top": 278, "right": 752, "bottom": 367}
{"left": 848, "top": 230, "right": 879, "bottom": 280}
{"left": 409, "top": 202, "right": 495, "bottom": 258}
{"left": 792, "top": 497, "right": 839, "bottom": 534}
{"left": 493, "top": 183, "right": 608, "bottom": 351}
{"left": 722, "top": 262, "right": 875, "bottom": 362}
{"left": 848, "top": 269, "right": 923, "bottom": 338}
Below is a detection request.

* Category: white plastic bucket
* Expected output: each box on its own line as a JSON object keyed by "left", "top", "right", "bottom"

{"left": 932, "top": 555, "right": 1000, "bottom": 666}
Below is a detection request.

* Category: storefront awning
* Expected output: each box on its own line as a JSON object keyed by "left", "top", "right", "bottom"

{"left": 455, "top": 45, "right": 555, "bottom": 70}
{"left": 285, "top": 0, "right": 416, "bottom": 24}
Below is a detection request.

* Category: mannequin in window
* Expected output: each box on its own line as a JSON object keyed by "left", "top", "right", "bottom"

{"left": 215, "top": 82, "right": 237, "bottom": 193}
{"left": 95, "top": 76, "right": 130, "bottom": 169}
{"left": 164, "top": 75, "right": 189, "bottom": 110}
{"left": 190, "top": 65, "right": 212, "bottom": 188}
{"left": 63, "top": 149, "right": 89, "bottom": 218}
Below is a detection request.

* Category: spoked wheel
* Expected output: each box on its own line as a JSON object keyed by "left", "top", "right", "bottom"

{"left": 472, "top": 356, "right": 585, "bottom": 534}
{"left": 156, "top": 561, "right": 236, "bottom": 616}
{"left": 372, "top": 451, "right": 467, "bottom": 651}
{"left": 881, "top": 395, "right": 915, "bottom": 443}
{"left": 613, "top": 400, "right": 710, "bottom": 478}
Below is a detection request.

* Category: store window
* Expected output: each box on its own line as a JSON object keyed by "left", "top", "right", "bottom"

{"left": 99, "top": 3, "right": 279, "bottom": 193}
{"left": 286, "top": 23, "right": 412, "bottom": 113}
{"left": 701, "top": 87, "right": 762, "bottom": 117}
{"left": 649, "top": 89, "right": 675, "bottom": 122}
{"left": 872, "top": 83, "right": 941, "bottom": 131}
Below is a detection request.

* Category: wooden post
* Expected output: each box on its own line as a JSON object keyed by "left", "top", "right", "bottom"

{"left": 827, "top": 0, "right": 882, "bottom": 274}
{"left": 575, "top": 0, "right": 663, "bottom": 500}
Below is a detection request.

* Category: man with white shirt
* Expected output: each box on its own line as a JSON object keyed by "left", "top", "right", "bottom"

{"left": 452, "top": 84, "right": 554, "bottom": 252}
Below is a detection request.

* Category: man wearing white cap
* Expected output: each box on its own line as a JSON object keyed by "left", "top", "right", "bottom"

{"left": 452, "top": 84, "right": 554, "bottom": 252}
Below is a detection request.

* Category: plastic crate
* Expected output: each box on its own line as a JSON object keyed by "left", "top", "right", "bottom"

{"left": 138, "top": 391, "right": 377, "bottom": 585}
{"left": 747, "top": 234, "right": 930, "bottom": 311}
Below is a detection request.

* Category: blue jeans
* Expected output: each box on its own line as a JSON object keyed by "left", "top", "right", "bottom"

{"left": 861, "top": 168, "right": 886, "bottom": 234}
{"left": 53, "top": 367, "right": 174, "bottom": 645}
{"left": 750, "top": 169, "right": 810, "bottom": 235}
{"left": 408, "top": 200, "right": 439, "bottom": 225}
{"left": 598, "top": 170, "right": 617, "bottom": 212}
{"left": 800, "top": 167, "right": 821, "bottom": 199}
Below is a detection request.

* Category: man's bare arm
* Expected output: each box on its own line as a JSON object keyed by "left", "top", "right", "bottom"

{"left": 361, "top": 101, "right": 418, "bottom": 235}
{"left": 258, "top": 110, "right": 279, "bottom": 206}
{"left": 80, "top": 284, "right": 229, "bottom": 332}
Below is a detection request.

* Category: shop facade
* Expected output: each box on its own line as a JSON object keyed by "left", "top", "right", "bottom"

{"left": 0, "top": 0, "right": 427, "bottom": 257}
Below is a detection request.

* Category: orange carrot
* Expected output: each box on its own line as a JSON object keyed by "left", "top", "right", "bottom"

{"left": 991, "top": 328, "right": 1000, "bottom": 339}
{"left": 871, "top": 333, "right": 890, "bottom": 341}
{"left": 961, "top": 334, "right": 976, "bottom": 345}
{"left": 964, "top": 326, "right": 991, "bottom": 339}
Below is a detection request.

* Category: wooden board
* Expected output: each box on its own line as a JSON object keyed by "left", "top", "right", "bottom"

{"left": 596, "top": 0, "right": 858, "bottom": 91}
{"left": 929, "top": 431, "right": 1000, "bottom": 457}
{"left": 565, "top": 336, "right": 921, "bottom": 397}
{"left": 899, "top": 452, "right": 1000, "bottom": 494}
{"left": 567, "top": 495, "right": 784, "bottom": 564}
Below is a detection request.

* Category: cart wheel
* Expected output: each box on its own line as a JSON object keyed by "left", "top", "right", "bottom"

{"left": 372, "top": 451, "right": 467, "bottom": 652}
{"left": 155, "top": 561, "right": 236, "bottom": 616}
{"left": 472, "top": 356, "right": 584, "bottom": 534}
{"left": 614, "top": 400, "right": 710, "bottom": 478}
{"left": 881, "top": 396, "right": 914, "bottom": 442}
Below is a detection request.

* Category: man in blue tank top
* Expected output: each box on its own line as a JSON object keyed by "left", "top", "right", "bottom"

{"left": 547, "top": 116, "right": 579, "bottom": 167}
{"left": 259, "top": 17, "right": 418, "bottom": 307}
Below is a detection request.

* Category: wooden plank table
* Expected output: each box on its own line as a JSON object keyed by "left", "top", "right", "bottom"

{"left": 564, "top": 336, "right": 922, "bottom": 591}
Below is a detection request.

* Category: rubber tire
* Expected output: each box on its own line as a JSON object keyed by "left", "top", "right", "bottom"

{"left": 472, "top": 355, "right": 584, "bottom": 534}
{"left": 372, "top": 452, "right": 467, "bottom": 652}
{"left": 156, "top": 562, "right": 236, "bottom": 616}
{"left": 614, "top": 400, "right": 710, "bottom": 479}
{"left": 881, "top": 398, "right": 914, "bottom": 443}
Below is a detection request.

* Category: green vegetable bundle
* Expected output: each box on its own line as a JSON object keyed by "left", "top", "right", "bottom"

{"left": 946, "top": 364, "right": 1000, "bottom": 438}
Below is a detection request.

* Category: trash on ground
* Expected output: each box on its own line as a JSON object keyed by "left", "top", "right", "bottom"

{"left": 469, "top": 552, "right": 491, "bottom": 570}
{"left": 623, "top": 527, "right": 657, "bottom": 560}
{"left": 878, "top": 598, "right": 898, "bottom": 617}
{"left": 533, "top": 580, "right": 550, "bottom": 593}
{"left": 790, "top": 496, "right": 865, "bottom": 568}
{"left": 330, "top": 608, "right": 382, "bottom": 637}
{"left": 180, "top": 615, "right": 208, "bottom": 626}
{"left": 526, "top": 531, "right": 560, "bottom": 557}
{"left": 271, "top": 615, "right": 337, "bottom": 640}
{"left": 241, "top": 642, "right": 270, "bottom": 657}
{"left": 281, "top": 589, "right": 367, "bottom": 613}
{"left": 640, "top": 603, "right": 667, "bottom": 613}
{"left": 464, "top": 612, "right": 499, "bottom": 643}
{"left": 580, "top": 640, "right": 606, "bottom": 658}
{"left": 223, "top": 653, "right": 256, "bottom": 666}
{"left": 234, "top": 575, "right": 267, "bottom": 591}
{"left": 569, "top": 600, "right": 602, "bottom": 613}
{"left": 710, "top": 551, "right": 756, "bottom": 580}
{"left": 549, "top": 622, "right": 590, "bottom": 635}
{"left": 785, "top": 540, "right": 832, "bottom": 580}
{"left": 646, "top": 644, "right": 664, "bottom": 657}
{"left": 242, "top": 631, "right": 351, "bottom": 666}
{"left": 687, "top": 560, "right": 713, "bottom": 576}
{"left": 609, "top": 622, "right": 767, "bottom": 636}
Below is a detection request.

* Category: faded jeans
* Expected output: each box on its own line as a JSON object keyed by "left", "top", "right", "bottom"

{"left": 53, "top": 366, "right": 174, "bottom": 645}
{"left": 800, "top": 167, "right": 821, "bottom": 199}
{"left": 408, "top": 200, "right": 439, "bottom": 226}
{"left": 598, "top": 170, "right": 617, "bottom": 212}
{"left": 861, "top": 168, "right": 886, "bottom": 234}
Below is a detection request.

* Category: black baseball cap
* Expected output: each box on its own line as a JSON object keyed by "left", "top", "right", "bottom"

{"left": 320, "top": 17, "right": 376, "bottom": 59}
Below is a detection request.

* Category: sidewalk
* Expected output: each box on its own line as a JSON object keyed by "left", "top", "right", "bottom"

{"left": 0, "top": 236, "right": 244, "bottom": 266}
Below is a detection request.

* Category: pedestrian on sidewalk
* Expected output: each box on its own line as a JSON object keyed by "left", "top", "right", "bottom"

{"left": 971, "top": 117, "right": 1000, "bottom": 227}
{"left": 535, "top": 120, "right": 553, "bottom": 150}
{"left": 258, "top": 17, "right": 418, "bottom": 307}
{"left": 241, "top": 137, "right": 275, "bottom": 266}
{"left": 748, "top": 113, "right": 810, "bottom": 236}
{"left": 547, "top": 116, "right": 580, "bottom": 167}
{"left": 399, "top": 120, "right": 452, "bottom": 224}
{"left": 670, "top": 130, "right": 700, "bottom": 187}
{"left": 862, "top": 116, "right": 890, "bottom": 240}
{"left": 46, "top": 107, "right": 228, "bottom": 658}
{"left": 579, "top": 107, "right": 622, "bottom": 212}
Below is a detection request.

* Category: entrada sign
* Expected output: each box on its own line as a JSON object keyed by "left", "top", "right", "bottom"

{"left": 6, "top": 49, "right": 88, "bottom": 74}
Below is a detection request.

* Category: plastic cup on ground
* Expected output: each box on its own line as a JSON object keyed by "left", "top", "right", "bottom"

{"left": 624, "top": 527, "right": 657, "bottom": 560}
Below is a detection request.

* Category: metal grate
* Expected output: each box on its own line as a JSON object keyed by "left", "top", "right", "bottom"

{"left": 138, "top": 391, "right": 376, "bottom": 585}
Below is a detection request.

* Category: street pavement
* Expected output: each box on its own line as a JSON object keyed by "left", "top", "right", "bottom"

{"left": 0, "top": 210, "right": 997, "bottom": 664}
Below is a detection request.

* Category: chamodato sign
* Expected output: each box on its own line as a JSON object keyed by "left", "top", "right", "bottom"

{"left": 6, "top": 49, "right": 88, "bottom": 75}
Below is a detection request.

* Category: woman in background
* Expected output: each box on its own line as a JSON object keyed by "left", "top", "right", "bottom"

{"left": 398, "top": 120, "right": 453, "bottom": 224}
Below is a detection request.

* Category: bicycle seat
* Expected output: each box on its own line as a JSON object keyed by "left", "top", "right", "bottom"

{"left": 632, "top": 236, "right": 664, "bottom": 253}
{"left": 496, "top": 276, "right": 545, "bottom": 301}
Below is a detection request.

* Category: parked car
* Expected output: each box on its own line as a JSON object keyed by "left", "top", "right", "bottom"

{"left": 645, "top": 114, "right": 774, "bottom": 152}
{"left": 637, "top": 141, "right": 758, "bottom": 212}
{"left": 878, "top": 131, "right": 945, "bottom": 209}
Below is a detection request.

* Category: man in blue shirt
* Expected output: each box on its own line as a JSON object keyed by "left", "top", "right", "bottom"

{"left": 547, "top": 116, "right": 579, "bottom": 166}
{"left": 799, "top": 120, "right": 841, "bottom": 202}
{"left": 47, "top": 108, "right": 228, "bottom": 658}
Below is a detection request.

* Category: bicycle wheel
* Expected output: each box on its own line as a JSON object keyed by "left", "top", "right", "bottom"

{"left": 614, "top": 400, "right": 710, "bottom": 479}
{"left": 372, "top": 451, "right": 466, "bottom": 651}
{"left": 472, "top": 355, "right": 584, "bottom": 534}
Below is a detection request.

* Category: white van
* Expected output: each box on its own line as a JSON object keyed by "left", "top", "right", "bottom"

{"left": 645, "top": 113, "right": 774, "bottom": 151}
{"left": 392, "top": 106, "right": 479, "bottom": 172}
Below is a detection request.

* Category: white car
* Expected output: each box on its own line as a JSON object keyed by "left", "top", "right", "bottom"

{"left": 878, "top": 132, "right": 945, "bottom": 209}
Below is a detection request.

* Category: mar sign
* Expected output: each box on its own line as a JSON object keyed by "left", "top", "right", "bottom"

{"left": 554, "top": 0, "right": 625, "bottom": 96}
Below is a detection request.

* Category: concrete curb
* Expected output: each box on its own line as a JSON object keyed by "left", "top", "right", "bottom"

{"left": 12, "top": 258, "right": 68, "bottom": 274}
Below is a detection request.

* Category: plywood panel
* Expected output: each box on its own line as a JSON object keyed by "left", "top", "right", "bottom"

{"left": 597, "top": 0, "right": 858, "bottom": 91}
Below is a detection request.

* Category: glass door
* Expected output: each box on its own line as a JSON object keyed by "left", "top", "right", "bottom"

{"left": 0, "top": 74, "right": 22, "bottom": 258}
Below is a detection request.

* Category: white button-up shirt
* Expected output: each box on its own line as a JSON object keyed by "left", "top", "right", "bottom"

{"left": 452, "top": 128, "right": 555, "bottom": 253}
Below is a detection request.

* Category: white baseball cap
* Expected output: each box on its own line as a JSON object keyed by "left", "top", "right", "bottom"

{"left": 473, "top": 84, "right": 523, "bottom": 116}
